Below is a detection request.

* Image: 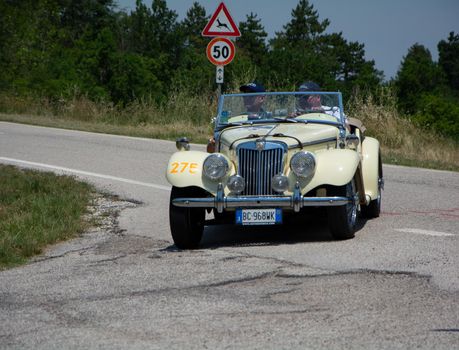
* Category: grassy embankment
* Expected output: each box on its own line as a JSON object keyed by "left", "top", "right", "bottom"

{"left": 347, "top": 89, "right": 458, "bottom": 171}
{"left": 0, "top": 89, "right": 458, "bottom": 171}
{"left": 0, "top": 165, "right": 94, "bottom": 269}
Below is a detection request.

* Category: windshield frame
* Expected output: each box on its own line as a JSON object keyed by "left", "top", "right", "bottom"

{"left": 216, "top": 91, "right": 345, "bottom": 130}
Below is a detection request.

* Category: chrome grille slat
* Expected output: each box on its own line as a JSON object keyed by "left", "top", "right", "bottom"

{"left": 237, "top": 142, "right": 286, "bottom": 196}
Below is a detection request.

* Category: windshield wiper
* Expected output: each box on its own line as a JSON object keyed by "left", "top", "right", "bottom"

{"left": 216, "top": 121, "right": 253, "bottom": 131}
{"left": 274, "top": 117, "right": 308, "bottom": 124}
{"left": 272, "top": 133, "right": 303, "bottom": 149}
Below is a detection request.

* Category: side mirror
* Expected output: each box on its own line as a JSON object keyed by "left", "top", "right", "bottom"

{"left": 176, "top": 137, "right": 190, "bottom": 151}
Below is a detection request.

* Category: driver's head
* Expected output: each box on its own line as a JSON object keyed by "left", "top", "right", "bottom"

{"left": 240, "top": 82, "right": 266, "bottom": 112}
{"left": 298, "top": 81, "right": 321, "bottom": 110}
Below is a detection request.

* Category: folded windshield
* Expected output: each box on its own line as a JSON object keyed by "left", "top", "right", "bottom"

{"left": 217, "top": 92, "right": 344, "bottom": 127}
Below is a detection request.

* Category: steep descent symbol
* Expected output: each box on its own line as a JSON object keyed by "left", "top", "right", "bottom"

{"left": 202, "top": 2, "right": 241, "bottom": 37}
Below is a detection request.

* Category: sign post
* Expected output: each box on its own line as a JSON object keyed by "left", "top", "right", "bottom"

{"left": 202, "top": 2, "right": 240, "bottom": 97}
{"left": 216, "top": 66, "right": 224, "bottom": 96}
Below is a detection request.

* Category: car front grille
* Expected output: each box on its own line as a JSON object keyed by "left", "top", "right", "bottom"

{"left": 237, "top": 141, "right": 286, "bottom": 195}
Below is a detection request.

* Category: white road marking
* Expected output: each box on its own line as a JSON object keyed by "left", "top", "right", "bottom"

{"left": 0, "top": 157, "right": 171, "bottom": 191}
{"left": 395, "top": 228, "right": 454, "bottom": 237}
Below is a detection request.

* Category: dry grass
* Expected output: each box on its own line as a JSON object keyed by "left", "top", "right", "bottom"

{"left": 347, "top": 88, "right": 458, "bottom": 171}
{"left": 0, "top": 88, "right": 458, "bottom": 171}
{"left": 0, "top": 91, "right": 216, "bottom": 143}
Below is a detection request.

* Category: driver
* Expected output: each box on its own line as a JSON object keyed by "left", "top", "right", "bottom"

{"left": 207, "top": 81, "right": 267, "bottom": 153}
{"left": 239, "top": 82, "right": 266, "bottom": 114}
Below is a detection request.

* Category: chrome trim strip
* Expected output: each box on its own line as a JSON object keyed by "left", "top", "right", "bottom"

{"left": 172, "top": 195, "right": 351, "bottom": 211}
{"left": 235, "top": 140, "right": 288, "bottom": 152}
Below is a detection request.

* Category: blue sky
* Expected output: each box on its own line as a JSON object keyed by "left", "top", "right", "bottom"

{"left": 116, "top": 0, "right": 459, "bottom": 80}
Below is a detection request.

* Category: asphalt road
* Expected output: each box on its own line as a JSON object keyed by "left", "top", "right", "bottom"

{"left": 0, "top": 121, "right": 458, "bottom": 349}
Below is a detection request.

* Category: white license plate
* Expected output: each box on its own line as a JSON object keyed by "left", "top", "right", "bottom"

{"left": 235, "top": 208, "right": 282, "bottom": 225}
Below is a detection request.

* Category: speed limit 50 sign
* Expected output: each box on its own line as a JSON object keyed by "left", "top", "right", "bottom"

{"left": 206, "top": 37, "right": 235, "bottom": 66}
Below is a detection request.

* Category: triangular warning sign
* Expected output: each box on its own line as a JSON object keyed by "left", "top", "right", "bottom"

{"left": 202, "top": 2, "right": 241, "bottom": 37}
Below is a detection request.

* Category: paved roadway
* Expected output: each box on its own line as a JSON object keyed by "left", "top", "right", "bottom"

{"left": 0, "top": 121, "right": 458, "bottom": 349}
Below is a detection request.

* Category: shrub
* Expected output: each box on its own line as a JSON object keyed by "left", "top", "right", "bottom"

{"left": 413, "top": 94, "right": 459, "bottom": 141}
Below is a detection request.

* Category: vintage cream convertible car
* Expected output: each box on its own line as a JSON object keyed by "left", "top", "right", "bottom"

{"left": 166, "top": 91, "right": 383, "bottom": 249}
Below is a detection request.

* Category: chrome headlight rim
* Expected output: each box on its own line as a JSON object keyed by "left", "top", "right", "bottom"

{"left": 203, "top": 154, "right": 229, "bottom": 181}
{"left": 271, "top": 173, "right": 289, "bottom": 193}
{"left": 290, "top": 151, "right": 316, "bottom": 178}
{"left": 227, "top": 174, "right": 245, "bottom": 194}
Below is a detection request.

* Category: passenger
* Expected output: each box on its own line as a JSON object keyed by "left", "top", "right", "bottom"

{"left": 295, "top": 81, "right": 340, "bottom": 119}
{"left": 296, "top": 81, "right": 366, "bottom": 134}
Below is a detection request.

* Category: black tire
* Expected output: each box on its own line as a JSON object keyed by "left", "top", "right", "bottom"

{"left": 327, "top": 179, "right": 357, "bottom": 240}
{"left": 360, "top": 193, "right": 381, "bottom": 218}
{"left": 361, "top": 157, "right": 383, "bottom": 219}
{"left": 169, "top": 186, "right": 205, "bottom": 249}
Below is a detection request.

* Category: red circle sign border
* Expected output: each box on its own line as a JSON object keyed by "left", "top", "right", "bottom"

{"left": 206, "top": 37, "right": 235, "bottom": 66}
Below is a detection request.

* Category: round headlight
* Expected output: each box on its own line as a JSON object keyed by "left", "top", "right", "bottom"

{"left": 203, "top": 154, "right": 229, "bottom": 180}
{"left": 272, "top": 174, "right": 289, "bottom": 193}
{"left": 290, "top": 151, "right": 316, "bottom": 178}
{"left": 227, "top": 175, "right": 245, "bottom": 194}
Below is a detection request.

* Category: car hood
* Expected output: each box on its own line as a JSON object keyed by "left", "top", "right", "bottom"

{"left": 219, "top": 123, "right": 338, "bottom": 149}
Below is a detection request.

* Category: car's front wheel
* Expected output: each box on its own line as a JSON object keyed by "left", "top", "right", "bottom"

{"left": 169, "top": 186, "right": 205, "bottom": 249}
{"left": 327, "top": 179, "right": 358, "bottom": 240}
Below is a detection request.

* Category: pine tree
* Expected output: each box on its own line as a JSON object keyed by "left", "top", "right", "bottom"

{"left": 272, "top": 0, "right": 329, "bottom": 49}
{"left": 395, "top": 44, "right": 445, "bottom": 113}
{"left": 237, "top": 12, "right": 267, "bottom": 66}
{"left": 438, "top": 32, "right": 459, "bottom": 92}
{"left": 181, "top": 2, "right": 209, "bottom": 50}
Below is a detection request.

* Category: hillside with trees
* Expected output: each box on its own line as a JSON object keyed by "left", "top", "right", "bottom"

{"left": 0, "top": 0, "right": 458, "bottom": 143}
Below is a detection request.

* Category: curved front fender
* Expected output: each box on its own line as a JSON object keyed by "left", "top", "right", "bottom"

{"left": 300, "top": 149, "right": 360, "bottom": 193}
{"left": 165, "top": 151, "right": 232, "bottom": 193}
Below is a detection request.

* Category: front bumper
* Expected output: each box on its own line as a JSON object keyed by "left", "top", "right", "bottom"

{"left": 172, "top": 184, "right": 355, "bottom": 213}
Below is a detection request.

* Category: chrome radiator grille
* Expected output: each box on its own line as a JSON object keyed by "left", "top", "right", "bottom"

{"left": 237, "top": 141, "right": 286, "bottom": 195}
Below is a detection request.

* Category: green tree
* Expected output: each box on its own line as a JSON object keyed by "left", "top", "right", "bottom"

{"left": 395, "top": 44, "right": 445, "bottom": 113}
{"left": 181, "top": 1, "right": 209, "bottom": 50}
{"left": 319, "top": 33, "right": 382, "bottom": 94}
{"left": 237, "top": 12, "right": 267, "bottom": 66}
{"left": 273, "top": 0, "right": 329, "bottom": 46}
{"left": 438, "top": 31, "right": 459, "bottom": 92}
{"left": 122, "top": 0, "right": 182, "bottom": 92}
{"left": 151, "top": 0, "right": 181, "bottom": 56}
{"left": 58, "top": 0, "right": 117, "bottom": 45}
{"left": 0, "top": 1, "right": 66, "bottom": 94}
{"left": 172, "top": 2, "right": 213, "bottom": 94}
{"left": 108, "top": 53, "right": 163, "bottom": 105}
{"left": 266, "top": 0, "right": 331, "bottom": 88}
{"left": 265, "top": 0, "right": 380, "bottom": 93}
{"left": 413, "top": 94, "right": 459, "bottom": 141}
